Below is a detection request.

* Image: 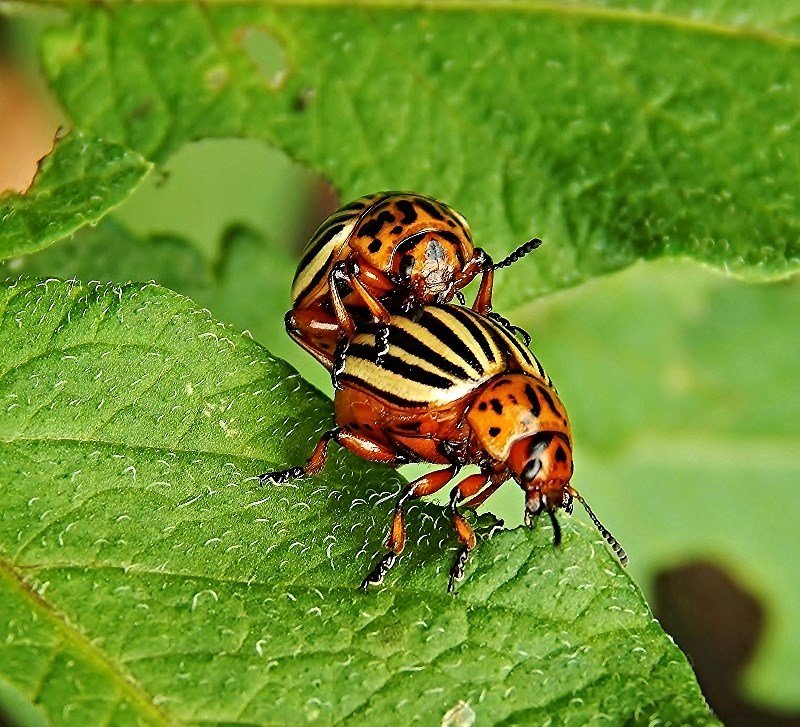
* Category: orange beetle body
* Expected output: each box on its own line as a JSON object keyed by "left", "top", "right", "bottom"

{"left": 286, "top": 192, "right": 539, "bottom": 372}
{"left": 262, "top": 304, "right": 624, "bottom": 591}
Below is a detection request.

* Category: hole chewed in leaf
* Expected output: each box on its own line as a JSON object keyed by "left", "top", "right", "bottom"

{"left": 235, "top": 25, "right": 289, "bottom": 90}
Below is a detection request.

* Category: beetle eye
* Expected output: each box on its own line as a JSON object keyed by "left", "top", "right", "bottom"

{"left": 521, "top": 459, "right": 541, "bottom": 483}
{"left": 400, "top": 254, "right": 415, "bottom": 279}
{"left": 528, "top": 433, "right": 553, "bottom": 458}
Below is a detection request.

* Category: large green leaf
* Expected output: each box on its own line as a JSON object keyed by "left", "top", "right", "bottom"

{"left": 1, "top": 219, "right": 320, "bottom": 387}
{"left": 0, "top": 131, "right": 151, "bottom": 260}
{"left": 8, "top": 218, "right": 799, "bottom": 712}
{"left": 0, "top": 278, "right": 714, "bottom": 725}
{"left": 38, "top": 2, "right": 800, "bottom": 304}
{"left": 504, "top": 263, "right": 800, "bottom": 709}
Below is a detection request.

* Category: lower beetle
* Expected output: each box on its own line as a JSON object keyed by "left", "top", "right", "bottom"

{"left": 261, "top": 304, "right": 625, "bottom": 591}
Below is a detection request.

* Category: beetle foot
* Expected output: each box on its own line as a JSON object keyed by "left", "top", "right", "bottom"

{"left": 259, "top": 466, "right": 305, "bottom": 485}
{"left": 374, "top": 324, "right": 390, "bottom": 366}
{"left": 487, "top": 311, "right": 532, "bottom": 346}
{"left": 448, "top": 545, "right": 470, "bottom": 594}
{"left": 360, "top": 552, "right": 398, "bottom": 590}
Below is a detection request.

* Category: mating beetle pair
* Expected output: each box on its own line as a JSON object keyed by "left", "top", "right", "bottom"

{"left": 264, "top": 192, "right": 625, "bottom": 591}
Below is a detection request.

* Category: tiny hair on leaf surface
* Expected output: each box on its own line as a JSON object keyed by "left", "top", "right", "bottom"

{"left": 38, "top": 2, "right": 800, "bottom": 305}
{"left": 0, "top": 278, "right": 716, "bottom": 725}
{"left": 0, "top": 130, "right": 151, "bottom": 260}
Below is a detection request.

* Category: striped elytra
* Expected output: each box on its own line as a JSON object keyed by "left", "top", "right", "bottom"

{"left": 262, "top": 304, "right": 627, "bottom": 591}
{"left": 339, "top": 304, "right": 551, "bottom": 410}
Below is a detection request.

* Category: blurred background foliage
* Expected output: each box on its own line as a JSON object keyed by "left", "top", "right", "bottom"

{"left": 1, "top": 6, "right": 799, "bottom": 725}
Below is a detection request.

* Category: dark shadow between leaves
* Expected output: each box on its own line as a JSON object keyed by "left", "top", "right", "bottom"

{"left": 654, "top": 560, "right": 800, "bottom": 727}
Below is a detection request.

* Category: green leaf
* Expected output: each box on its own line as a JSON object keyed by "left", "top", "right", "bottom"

{"left": 0, "top": 131, "right": 151, "bottom": 260}
{"left": 1, "top": 219, "right": 324, "bottom": 388}
{"left": 0, "top": 278, "right": 715, "bottom": 725}
{"left": 502, "top": 263, "right": 800, "bottom": 709}
{"left": 10, "top": 219, "right": 798, "bottom": 711}
{"left": 0, "top": 675, "right": 51, "bottom": 727}
{"left": 38, "top": 3, "right": 800, "bottom": 303}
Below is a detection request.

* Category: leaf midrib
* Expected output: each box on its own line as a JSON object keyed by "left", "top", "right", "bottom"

{"left": 0, "top": 557, "right": 171, "bottom": 727}
{"left": 233, "top": 0, "right": 793, "bottom": 47}
{"left": 27, "top": 0, "right": 800, "bottom": 48}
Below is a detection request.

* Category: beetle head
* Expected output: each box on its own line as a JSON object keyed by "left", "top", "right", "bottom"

{"left": 392, "top": 231, "right": 464, "bottom": 303}
{"left": 507, "top": 432, "right": 628, "bottom": 564}
{"left": 508, "top": 432, "right": 574, "bottom": 525}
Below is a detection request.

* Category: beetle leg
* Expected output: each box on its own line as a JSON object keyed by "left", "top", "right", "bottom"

{"left": 462, "top": 473, "right": 508, "bottom": 510}
{"left": 349, "top": 272, "right": 392, "bottom": 325}
{"left": 258, "top": 428, "right": 340, "bottom": 484}
{"left": 331, "top": 338, "right": 350, "bottom": 389}
{"left": 329, "top": 262, "right": 358, "bottom": 338}
{"left": 487, "top": 310, "right": 532, "bottom": 347}
{"left": 336, "top": 429, "right": 404, "bottom": 465}
{"left": 438, "top": 439, "right": 468, "bottom": 469}
{"left": 446, "top": 473, "right": 500, "bottom": 593}
{"left": 259, "top": 427, "right": 405, "bottom": 488}
{"left": 361, "top": 466, "right": 458, "bottom": 590}
{"left": 284, "top": 310, "right": 338, "bottom": 369}
{"left": 470, "top": 248, "right": 495, "bottom": 314}
{"left": 512, "top": 325, "right": 532, "bottom": 347}
{"left": 330, "top": 261, "right": 391, "bottom": 342}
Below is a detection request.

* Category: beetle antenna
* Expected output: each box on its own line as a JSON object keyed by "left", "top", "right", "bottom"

{"left": 493, "top": 238, "right": 542, "bottom": 270}
{"left": 569, "top": 487, "right": 628, "bottom": 566}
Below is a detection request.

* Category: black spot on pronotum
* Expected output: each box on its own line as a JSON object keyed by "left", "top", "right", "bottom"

{"left": 490, "top": 398, "right": 503, "bottom": 415}
{"left": 358, "top": 211, "right": 395, "bottom": 238}
{"left": 538, "top": 385, "right": 566, "bottom": 421}
{"left": 396, "top": 199, "right": 418, "bottom": 224}
{"left": 417, "top": 198, "right": 445, "bottom": 220}
{"left": 489, "top": 427, "right": 501, "bottom": 437}
{"left": 524, "top": 383, "right": 541, "bottom": 417}
{"left": 555, "top": 445, "right": 567, "bottom": 463}
{"left": 368, "top": 239, "right": 382, "bottom": 253}
{"left": 437, "top": 229, "right": 462, "bottom": 245}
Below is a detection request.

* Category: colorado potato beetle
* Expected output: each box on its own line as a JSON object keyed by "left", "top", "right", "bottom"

{"left": 261, "top": 304, "right": 626, "bottom": 592}
{"left": 285, "top": 191, "right": 541, "bottom": 372}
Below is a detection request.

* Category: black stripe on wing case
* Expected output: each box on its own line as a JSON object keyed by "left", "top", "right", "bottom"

{"left": 418, "top": 309, "right": 484, "bottom": 374}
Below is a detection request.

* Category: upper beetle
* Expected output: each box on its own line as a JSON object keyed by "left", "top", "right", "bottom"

{"left": 286, "top": 191, "right": 540, "bottom": 371}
